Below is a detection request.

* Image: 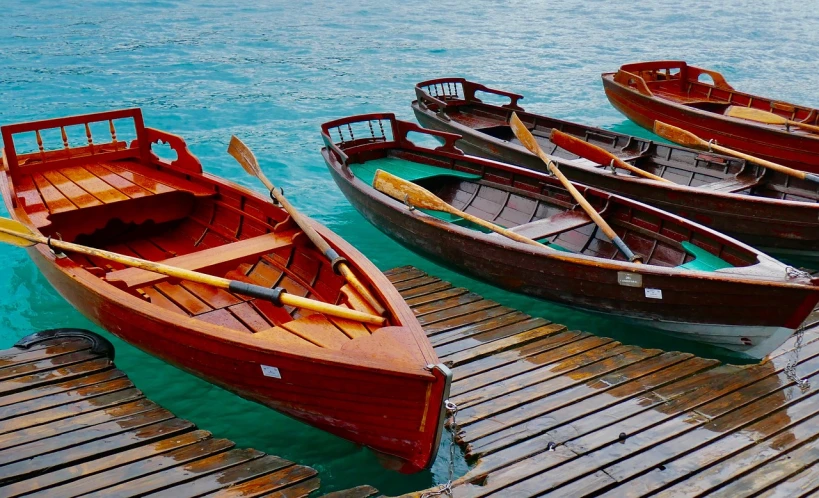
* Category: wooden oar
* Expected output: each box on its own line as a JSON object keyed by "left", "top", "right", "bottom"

{"left": 372, "top": 170, "right": 545, "bottom": 248}
{"left": 509, "top": 113, "right": 642, "bottom": 263}
{"left": 0, "top": 218, "right": 386, "bottom": 326}
{"left": 726, "top": 106, "right": 819, "bottom": 135}
{"left": 227, "top": 136, "right": 387, "bottom": 316}
{"left": 653, "top": 121, "right": 819, "bottom": 185}
{"left": 549, "top": 129, "right": 671, "bottom": 183}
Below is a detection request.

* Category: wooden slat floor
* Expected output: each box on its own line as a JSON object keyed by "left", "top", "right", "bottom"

{"left": 0, "top": 330, "right": 320, "bottom": 498}
{"left": 387, "top": 266, "right": 819, "bottom": 498}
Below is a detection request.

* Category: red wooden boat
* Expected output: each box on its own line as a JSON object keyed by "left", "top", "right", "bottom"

{"left": 412, "top": 78, "right": 819, "bottom": 257}
{"left": 321, "top": 113, "right": 819, "bottom": 360}
{"left": 602, "top": 60, "right": 819, "bottom": 173}
{"left": 0, "top": 109, "right": 450, "bottom": 473}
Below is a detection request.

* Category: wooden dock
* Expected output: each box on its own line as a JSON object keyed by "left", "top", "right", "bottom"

{"left": 0, "top": 329, "right": 321, "bottom": 497}
{"left": 387, "top": 266, "right": 819, "bottom": 498}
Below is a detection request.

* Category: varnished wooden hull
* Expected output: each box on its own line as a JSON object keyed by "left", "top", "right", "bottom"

{"left": 601, "top": 61, "right": 819, "bottom": 174}
{"left": 320, "top": 114, "right": 819, "bottom": 359}
{"left": 1, "top": 109, "right": 448, "bottom": 473}
{"left": 412, "top": 79, "right": 819, "bottom": 255}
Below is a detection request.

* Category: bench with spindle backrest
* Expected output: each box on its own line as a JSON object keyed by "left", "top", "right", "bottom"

{"left": 1, "top": 108, "right": 215, "bottom": 240}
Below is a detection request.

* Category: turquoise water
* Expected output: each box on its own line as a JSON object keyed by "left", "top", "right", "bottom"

{"left": 1, "top": 0, "right": 818, "bottom": 494}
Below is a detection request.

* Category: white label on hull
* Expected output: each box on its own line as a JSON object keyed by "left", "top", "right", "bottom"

{"left": 618, "top": 272, "right": 642, "bottom": 287}
{"left": 261, "top": 365, "right": 282, "bottom": 379}
{"left": 645, "top": 288, "right": 663, "bottom": 299}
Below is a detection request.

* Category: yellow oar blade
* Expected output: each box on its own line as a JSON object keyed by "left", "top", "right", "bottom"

{"left": 509, "top": 113, "right": 542, "bottom": 157}
{"left": 372, "top": 170, "right": 452, "bottom": 213}
{"left": 227, "top": 135, "right": 262, "bottom": 178}
{"left": 653, "top": 121, "right": 707, "bottom": 150}
{"left": 373, "top": 170, "right": 544, "bottom": 248}
{"left": 0, "top": 218, "right": 37, "bottom": 247}
{"left": 726, "top": 106, "right": 788, "bottom": 125}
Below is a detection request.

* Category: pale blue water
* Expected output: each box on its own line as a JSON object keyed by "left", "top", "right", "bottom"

{"left": 1, "top": 0, "right": 818, "bottom": 494}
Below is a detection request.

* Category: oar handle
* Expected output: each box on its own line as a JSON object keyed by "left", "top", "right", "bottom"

{"left": 271, "top": 188, "right": 347, "bottom": 269}
{"left": 710, "top": 143, "right": 814, "bottom": 182}
{"left": 543, "top": 158, "right": 641, "bottom": 263}
{"left": 790, "top": 120, "right": 819, "bottom": 135}
{"left": 18, "top": 232, "right": 386, "bottom": 326}
{"left": 228, "top": 281, "right": 286, "bottom": 304}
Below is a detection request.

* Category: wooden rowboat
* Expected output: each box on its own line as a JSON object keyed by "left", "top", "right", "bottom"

{"left": 0, "top": 109, "right": 450, "bottom": 473}
{"left": 321, "top": 113, "right": 819, "bottom": 360}
{"left": 602, "top": 60, "right": 819, "bottom": 173}
{"left": 412, "top": 78, "right": 819, "bottom": 257}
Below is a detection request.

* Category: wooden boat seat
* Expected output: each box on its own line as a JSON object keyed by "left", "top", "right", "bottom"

{"left": 14, "top": 160, "right": 218, "bottom": 241}
{"left": 15, "top": 160, "right": 216, "bottom": 231}
{"left": 697, "top": 175, "right": 761, "bottom": 193}
{"left": 104, "top": 232, "right": 296, "bottom": 289}
{"left": 508, "top": 210, "right": 592, "bottom": 240}
{"left": 651, "top": 88, "right": 730, "bottom": 106}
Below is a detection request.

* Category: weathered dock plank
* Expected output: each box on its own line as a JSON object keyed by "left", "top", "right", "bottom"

{"left": 0, "top": 329, "right": 321, "bottom": 498}
{"left": 390, "top": 267, "right": 819, "bottom": 497}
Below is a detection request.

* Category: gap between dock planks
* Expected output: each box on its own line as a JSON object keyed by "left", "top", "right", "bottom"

{"left": 0, "top": 330, "right": 325, "bottom": 497}
{"left": 387, "top": 266, "right": 819, "bottom": 498}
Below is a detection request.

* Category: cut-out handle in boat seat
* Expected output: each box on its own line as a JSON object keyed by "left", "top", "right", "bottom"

{"left": 507, "top": 210, "right": 593, "bottom": 240}
{"left": 104, "top": 231, "right": 295, "bottom": 289}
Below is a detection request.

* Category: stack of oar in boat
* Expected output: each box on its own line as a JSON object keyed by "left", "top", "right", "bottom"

{"left": 0, "top": 109, "right": 450, "bottom": 474}
{"left": 320, "top": 112, "right": 819, "bottom": 360}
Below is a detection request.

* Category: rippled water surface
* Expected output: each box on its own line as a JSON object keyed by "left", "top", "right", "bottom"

{"left": 1, "top": 0, "right": 818, "bottom": 493}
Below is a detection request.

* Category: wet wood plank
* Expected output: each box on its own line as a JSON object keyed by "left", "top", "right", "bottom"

{"left": 319, "top": 485, "right": 380, "bottom": 498}
{"left": 0, "top": 398, "right": 157, "bottom": 451}
{"left": 206, "top": 465, "right": 319, "bottom": 497}
{"left": 0, "top": 429, "right": 214, "bottom": 497}
{"left": 149, "top": 455, "right": 294, "bottom": 497}
{"left": 84, "top": 163, "right": 152, "bottom": 198}
{"left": 0, "top": 377, "right": 135, "bottom": 421}
{"left": 81, "top": 448, "right": 265, "bottom": 497}
{"left": 0, "top": 387, "right": 144, "bottom": 435}
{"left": 393, "top": 266, "right": 819, "bottom": 498}
{"left": 385, "top": 268, "right": 427, "bottom": 284}
{"left": 155, "top": 282, "right": 213, "bottom": 316}
{"left": 405, "top": 287, "right": 470, "bottom": 307}
{"left": 0, "top": 357, "right": 110, "bottom": 395}
{"left": 0, "top": 334, "right": 325, "bottom": 497}
{"left": 413, "top": 292, "right": 484, "bottom": 317}
{"left": 31, "top": 173, "right": 77, "bottom": 213}
{"left": 436, "top": 317, "right": 551, "bottom": 357}
{"left": 42, "top": 169, "right": 103, "bottom": 209}
{"left": 399, "top": 280, "right": 452, "bottom": 300}
{"left": 0, "top": 367, "right": 123, "bottom": 408}
{"left": 229, "top": 302, "right": 273, "bottom": 332}
{"left": 59, "top": 166, "right": 130, "bottom": 204}
{"left": 281, "top": 314, "right": 351, "bottom": 349}
{"left": 427, "top": 308, "right": 524, "bottom": 341}
{"left": 197, "top": 309, "right": 254, "bottom": 333}
{"left": 417, "top": 300, "right": 501, "bottom": 326}
{"left": 0, "top": 338, "right": 90, "bottom": 370}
